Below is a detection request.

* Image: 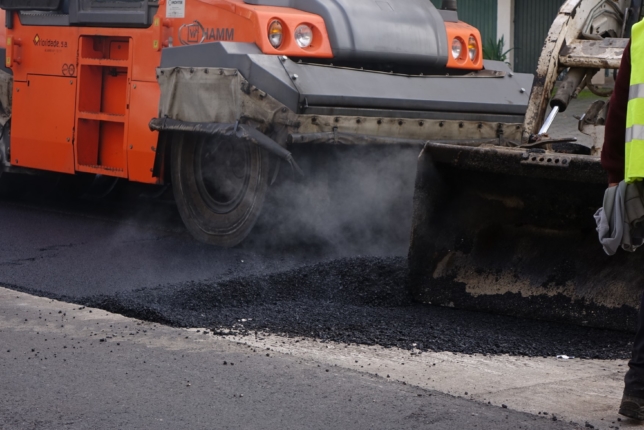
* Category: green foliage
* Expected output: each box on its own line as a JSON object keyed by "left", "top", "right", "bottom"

{"left": 482, "top": 35, "right": 514, "bottom": 63}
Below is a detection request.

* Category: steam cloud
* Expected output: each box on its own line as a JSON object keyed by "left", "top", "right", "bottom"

{"left": 248, "top": 144, "right": 421, "bottom": 257}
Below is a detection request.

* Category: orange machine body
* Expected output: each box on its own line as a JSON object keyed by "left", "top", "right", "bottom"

{"left": 3, "top": 0, "right": 481, "bottom": 184}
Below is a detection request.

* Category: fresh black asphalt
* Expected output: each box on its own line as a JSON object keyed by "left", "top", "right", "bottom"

{"left": 0, "top": 180, "right": 633, "bottom": 360}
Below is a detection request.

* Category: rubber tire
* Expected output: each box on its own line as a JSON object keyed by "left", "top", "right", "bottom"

{"left": 171, "top": 133, "right": 270, "bottom": 247}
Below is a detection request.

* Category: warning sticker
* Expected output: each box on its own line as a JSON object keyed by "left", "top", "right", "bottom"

{"left": 166, "top": 0, "right": 185, "bottom": 18}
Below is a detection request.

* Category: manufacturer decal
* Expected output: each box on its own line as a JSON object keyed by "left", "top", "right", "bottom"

{"left": 166, "top": 0, "right": 185, "bottom": 18}
{"left": 178, "top": 21, "right": 235, "bottom": 45}
{"left": 204, "top": 27, "right": 234, "bottom": 42}
{"left": 33, "top": 34, "right": 69, "bottom": 52}
{"left": 61, "top": 63, "right": 76, "bottom": 76}
{"left": 179, "top": 21, "right": 205, "bottom": 45}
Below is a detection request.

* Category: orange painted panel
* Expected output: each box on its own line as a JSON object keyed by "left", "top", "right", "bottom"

{"left": 74, "top": 35, "right": 131, "bottom": 178}
{"left": 109, "top": 40, "right": 130, "bottom": 61}
{"left": 80, "top": 35, "right": 105, "bottom": 59}
{"left": 11, "top": 76, "right": 76, "bottom": 173}
{"left": 101, "top": 67, "right": 128, "bottom": 115}
{"left": 77, "top": 65, "right": 103, "bottom": 113}
{"left": 127, "top": 81, "right": 160, "bottom": 184}
{"left": 0, "top": 11, "right": 6, "bottom": 48}
{"left": 8, "top": 26, "right": 78, "bottom": 82}
{"left": 98, "top": 121, "right": 126, "bottom": 170}
{"left": 76, "top": 118, "right": 100, "bottom": 165}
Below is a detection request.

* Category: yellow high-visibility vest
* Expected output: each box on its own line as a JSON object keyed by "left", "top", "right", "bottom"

{"left": 626, "top": 21, "right": 644, "bottom": 182}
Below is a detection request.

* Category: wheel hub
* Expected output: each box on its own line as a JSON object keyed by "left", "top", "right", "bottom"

{"left": 195, "top": 138, "right": 251, "bottom": 214}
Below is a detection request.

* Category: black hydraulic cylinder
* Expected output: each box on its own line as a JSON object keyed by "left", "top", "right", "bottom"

{"left": 550, "top": 68, "right": 587, "bottom": 113}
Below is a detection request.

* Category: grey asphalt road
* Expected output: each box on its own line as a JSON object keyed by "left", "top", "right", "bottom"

{"left": 0, "top": 194, "right": 315, "bottom": 298}
{"left": 0, "top": 289, "right": 580, "bottom": 430}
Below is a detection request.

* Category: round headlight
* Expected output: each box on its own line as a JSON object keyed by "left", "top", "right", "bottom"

{"left": 451, "top": 38, "right": 463, "bottom": 60}
{"left": 268, "top": 20, "right": 283, "bottom": 48}
{"left": 468, "top": 36, "right": 478, "bottom": 61}
{"left": 294, "top": 24, "right": 313, "bottom": 48}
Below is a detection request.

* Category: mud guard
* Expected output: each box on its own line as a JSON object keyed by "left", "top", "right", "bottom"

{"left": 149, "top": 118, "right": 303, "bottom": 176}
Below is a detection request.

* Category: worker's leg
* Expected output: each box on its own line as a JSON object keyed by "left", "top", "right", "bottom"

{"left": 620, "top": 290, "right": 644, "bottom": 419}
{"left": 625, "top": 291, "right": 644, "bottom": 396}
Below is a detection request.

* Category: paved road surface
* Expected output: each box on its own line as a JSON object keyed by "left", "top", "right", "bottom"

{"left": 0, "top": 289, "right": 579, "bottom": 430}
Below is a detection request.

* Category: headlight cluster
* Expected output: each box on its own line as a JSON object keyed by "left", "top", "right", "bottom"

{"left": 268, "top": 20, "right": 314, "bottom": 49}
{"left": 451, "top": 35, "right": 479, "bottom": 62}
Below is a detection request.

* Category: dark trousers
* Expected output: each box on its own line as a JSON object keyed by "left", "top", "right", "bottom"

{"left": 626, "top": 291, "right": 644, "bottom": 396}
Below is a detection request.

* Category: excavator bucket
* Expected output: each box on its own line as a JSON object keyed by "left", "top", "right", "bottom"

{"left": 408, "top": 0, "right": 643, "bottom": 331}
{"left": 408, "top": 143, "right": 641, "bottom": 331}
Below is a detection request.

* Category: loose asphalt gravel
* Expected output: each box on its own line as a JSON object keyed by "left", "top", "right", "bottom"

{"left": 61, "top": 257, "right": 634, "bottom": 360}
